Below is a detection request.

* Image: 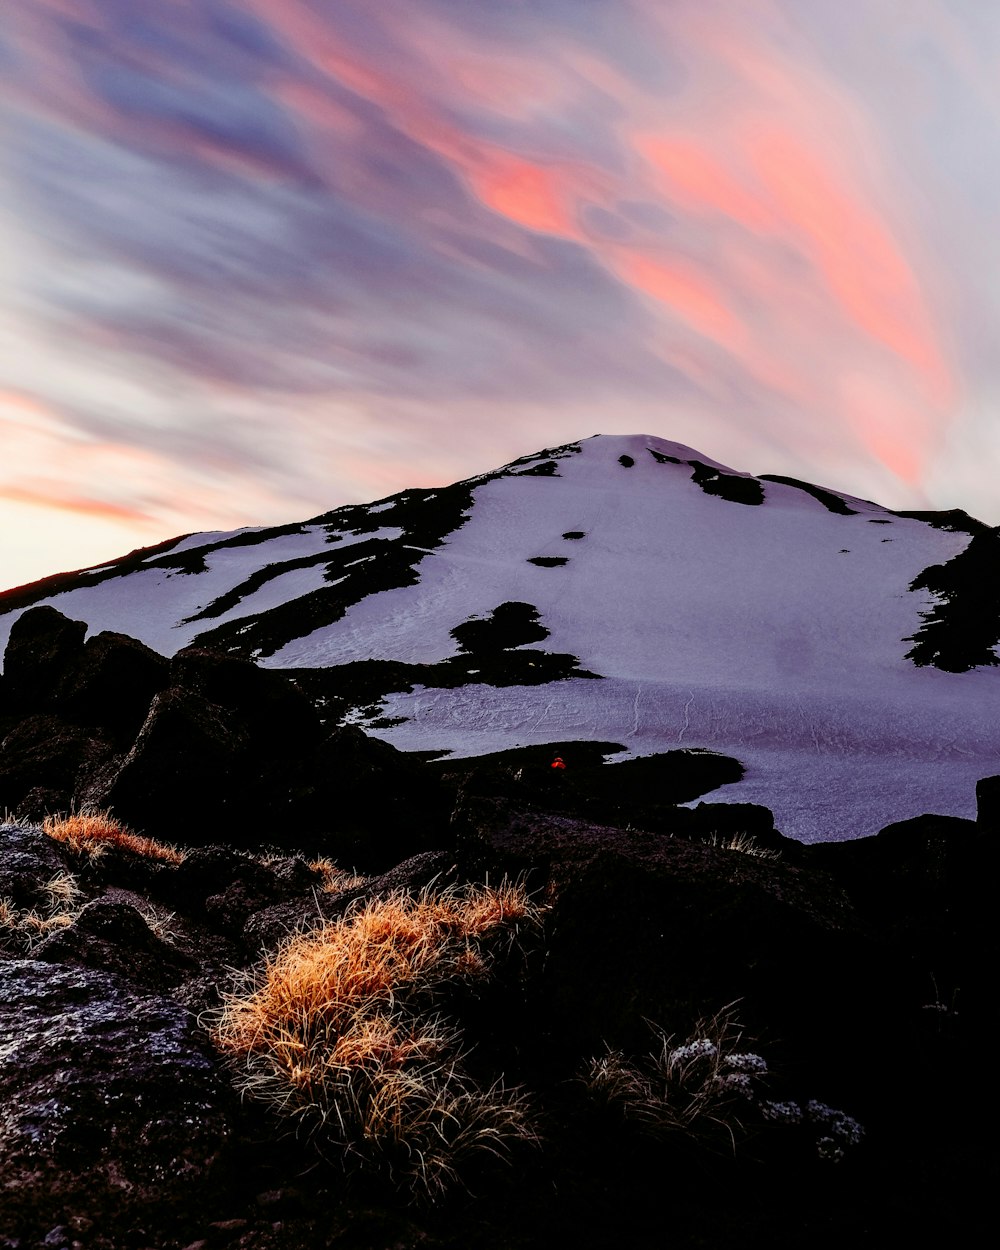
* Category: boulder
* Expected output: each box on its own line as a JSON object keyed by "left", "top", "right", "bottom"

{"left": 0, "top": 960, "right": 235, "bottom": 1241}
{"left": 171, "top": 647, "right": 322, "bottom": 756}
{"left": 58, "top": 629, "right": 170, "bottom": 740}
{"left": 0, "top": 606, "right": 87, "bottom": 715}
{"left": 0, "top": 821, "right": 71, "bottom": 911}
{"left": 0, "top": 714, "right": 117, "bottom": 817}
{"left": 32, "top": 898, "right": 198, "bottom": 992}
{"left": 806, "top": 813, "right": 996, "bottom": 1029}
{"left": 85, "top": 687, "right": 250, "bottom": 839}
{"left": 280, "top": 726, "right": 448, "bottom": 867}
{"left": 152, "top": 846, "right": 319, "bottom": 944}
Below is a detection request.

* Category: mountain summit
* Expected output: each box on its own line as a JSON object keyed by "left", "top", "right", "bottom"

{"left": 2, "top": 433, "right": 998, "bottom": 840}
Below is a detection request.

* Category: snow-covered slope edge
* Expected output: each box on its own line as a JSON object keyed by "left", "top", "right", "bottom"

{"left": 2, "top": 433, "right": 998, "bottom": 842}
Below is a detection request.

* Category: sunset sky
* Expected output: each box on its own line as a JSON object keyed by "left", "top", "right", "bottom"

{"left": 3, "top": 0, "right": 1000, "bottom": 590}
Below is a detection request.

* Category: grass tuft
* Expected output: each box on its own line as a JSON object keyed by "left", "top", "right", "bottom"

{"left": 43, "top": 810, "right": 186, "bottom": 865}
{"left": 581, "top": 1006, "right": 768, "bottom": 1153}
{"left": 308, "top": 856, "right": 368, "bottom": 894}
{"left": 704, "top": 831, "right": 781, "bottom": 861}
{"left": 0, "top": 869, "right": 83, "bottom": 951}
{"left": 210, "top": 880, "right": 542, "bottom": 1196}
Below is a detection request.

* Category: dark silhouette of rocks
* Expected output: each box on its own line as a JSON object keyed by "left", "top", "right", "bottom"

{"left": 1, "top": 605, "right": 87, "bottom": 714}
{"left": 0, "top": 608, "right": 447, "bottom": 857}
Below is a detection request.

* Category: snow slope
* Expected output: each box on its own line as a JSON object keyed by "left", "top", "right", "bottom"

{"left": 2, "top": 433, "right": 997, "bottom": 841}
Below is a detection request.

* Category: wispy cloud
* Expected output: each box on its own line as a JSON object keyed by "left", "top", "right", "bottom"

{"left": 3, "top": 0, "right": 1000, "bottom": 586}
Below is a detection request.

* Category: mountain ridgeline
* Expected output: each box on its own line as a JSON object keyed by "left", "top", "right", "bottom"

{"left": 1, "top": 434, "right": 998, "bottom": 840}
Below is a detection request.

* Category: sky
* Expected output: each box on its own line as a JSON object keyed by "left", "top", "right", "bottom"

{"left": 3, "top": 0, "right": 1000, "bottom": 591}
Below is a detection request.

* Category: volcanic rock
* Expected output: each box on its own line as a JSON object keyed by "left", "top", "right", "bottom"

{"left": 0, "top": 960, "right": 235, "bottom": 1241}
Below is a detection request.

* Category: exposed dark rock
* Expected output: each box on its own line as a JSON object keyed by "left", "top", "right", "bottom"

{"left": 0, "top": 715, "right": 117, "bottom": 818}
{"left": 85, "top": 687, "right": 250, "bottom": 839}
{"left": 453, "top": 800, "right": 897, "bottom": 1085}
{"left": 904, "top": 527, "right": 1000, "bottom": 671}
{"left": 0, "top": 960, "right": 235, "bottom": 1241}
{"left": 441, "top": 742, "right": 744, "bottom": 832}
{"left": 976, "top": 774, "right": 1000, "bottom": 826}
{"left": 289, "top": 726, "right": 449, "bottom": 868}
{"left": 0, "top": 821, "right": 71, "bottom": 911}
{"left": 187, "top": 482, "right": 476, "bottom": 661}
{"left": 156, "top": 846, "right": 271, "bottom": 912}
{"left": 32, "top": 898, "right": 198, "bottom": 991}
{"left": 451, "top": 601, "right": 550, "bottom": 653}
{"left": 893, "top": 507, "right": 989, "bottom": 535}
{"left": 527, "top": 556, "right": 569, "bottom": 567}
{"left": 58, "top": 630, "right": 170, "bottom": 740}
{"left": 758, "top": 474, "right": 857, "bottom": 515}
{"left": 688, "top": 460, "right": 765, "bottom": 506}
{"left": 1, "top": 606, "right": 87, "bottom": 714}
{"left": 805, "top": 813, "right": 996, "bottom": 1028}
{"left": 171, "top": 648, "right": 322, "bottom": 756}
{"left": 618, "top": 454, "right": 635, "bottom": 467}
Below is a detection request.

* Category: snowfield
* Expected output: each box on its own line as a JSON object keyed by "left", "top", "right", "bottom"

{"left": 2, "top": 433, "right": 997, "bottom": 842}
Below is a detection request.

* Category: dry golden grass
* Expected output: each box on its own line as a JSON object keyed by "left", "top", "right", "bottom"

{"left": 43, "top": 811, "right": 186, "bottom": 865}
{"left": 0, "top": 870, "right": 83, "bottom": 950}
{"left": 308, "top": 856, "right": 368, "bottom": 894}
{"left": 211, "top": 880, "right": 542, "bottom": 1196}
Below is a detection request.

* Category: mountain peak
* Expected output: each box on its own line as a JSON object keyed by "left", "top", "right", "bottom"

{"left": 0, "top": 432, "right": 997, "bottom": 843}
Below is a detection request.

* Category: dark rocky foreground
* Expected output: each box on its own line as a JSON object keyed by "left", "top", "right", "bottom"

{"left": 0, "top": 608, "right": 996, "bottom": 1247}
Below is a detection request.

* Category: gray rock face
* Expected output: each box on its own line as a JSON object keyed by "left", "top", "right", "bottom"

{"left": 0, "top": 822, "right": 71, "bottom": 911}
{"left": 32, "top": 898, "right": 199, "bottom": 992}
{"left": 0, "top": 960, "right": 235, "bottom": 1240}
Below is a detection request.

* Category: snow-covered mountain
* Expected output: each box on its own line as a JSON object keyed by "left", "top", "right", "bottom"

{"left": 3, "top": 433, "right": 998, "bottom": 841}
